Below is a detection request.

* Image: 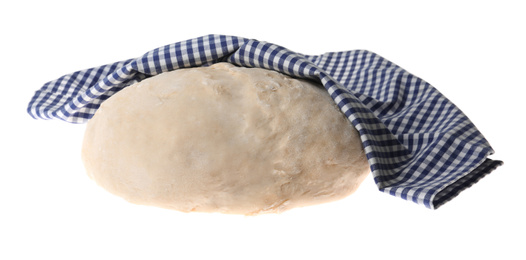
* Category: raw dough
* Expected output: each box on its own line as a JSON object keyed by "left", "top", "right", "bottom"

{"left": 81, "top": 62, "right": 369, "bottom": 215}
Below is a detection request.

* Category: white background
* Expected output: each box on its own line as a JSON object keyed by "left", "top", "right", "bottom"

{"left": 1, "top": 1, "right": 524, "bottom": 259}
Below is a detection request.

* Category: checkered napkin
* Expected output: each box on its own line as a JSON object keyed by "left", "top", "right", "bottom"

{"left": 27, "top": 34, "right": 503, "bottom": 209}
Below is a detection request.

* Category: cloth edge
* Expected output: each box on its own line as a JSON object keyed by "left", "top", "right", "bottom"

{"left": 432, "top": 158, "right": 503, "bottom": 209}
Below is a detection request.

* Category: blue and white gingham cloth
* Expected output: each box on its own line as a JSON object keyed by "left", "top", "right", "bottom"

{"left": 27, "top": 34, "right": 503, "bottom": 209}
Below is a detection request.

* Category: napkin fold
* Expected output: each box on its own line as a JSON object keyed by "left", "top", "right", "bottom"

{"left": 27, "top": 34, "right": 502, "bottom": 209}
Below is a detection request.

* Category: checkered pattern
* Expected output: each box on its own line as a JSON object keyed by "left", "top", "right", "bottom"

{"left": 27, "top": 34, "right": 502, "bottom": 209}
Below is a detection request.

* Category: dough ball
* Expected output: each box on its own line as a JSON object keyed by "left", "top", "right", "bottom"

{"left": 81, "top": 62, "right": 369, "bottom": 215}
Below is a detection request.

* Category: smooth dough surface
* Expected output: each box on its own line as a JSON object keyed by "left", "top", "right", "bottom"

{"left": 81, "top": 63, "right": 370, "bottom": 215}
